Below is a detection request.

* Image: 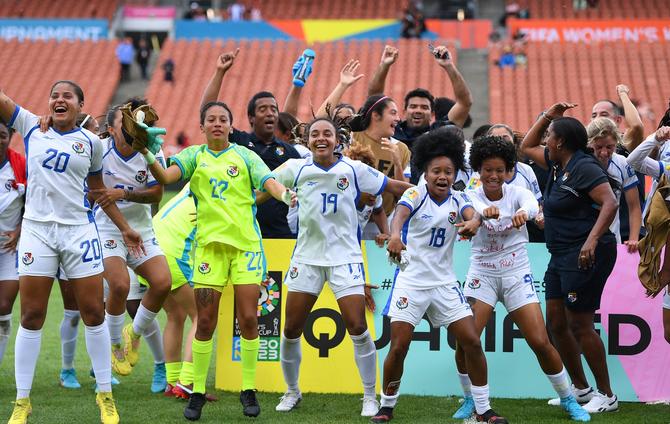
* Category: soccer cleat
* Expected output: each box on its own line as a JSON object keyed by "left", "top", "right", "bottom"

{"left": 59, "top": 368, "right": 81, "bottom": 389}
{"left": 582, "top": 391, "right": 618, "bottom": 413}
{"left": 452, "top": 396, "right": 475, "bottom": 419}
{"left": 370, "top": 406, "right": 394, "bottom": 423}
{"left": 475, "top": 409, "right": 509, "bottom": 424}
{"left": 96, "top": 392, "right": 120, "bottom": 424}
{"left": 361, "top": 397, "right": 380, "bottom": 417}
{"left": 164, "top": 383, "right": 176, "bottom": 397}
{"left": 173, "top": 382, "right": 218, "bottom": 402}
{"left": 240, "top": 389, "right": 261, "bottom": 417}
{"left": 122, "top": 323, "right": 141, "bottom": 366}
{"left": 184, "top": 393, "right": 207, "bottom": 421}
{"left": 111, "top": 343, "right": 132, "bottom": 376}
{"left": 561, "top": 395, "right": 591, "bottom": 422}
{"left": 151, "top": 363, "right": 167, "bottom": 393}
{"left": 8, "top": 398, "right": 31, "bottom": 424}
{"left": 275, "top": 391, "right": 302, "bottom": 412}
{"left": 548, "top": 385, "right": 594, "bottom": 406}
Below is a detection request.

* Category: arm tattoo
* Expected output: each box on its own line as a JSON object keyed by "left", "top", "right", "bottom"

{"left": 125, "top": 187, "right": 161, "bottom": 204}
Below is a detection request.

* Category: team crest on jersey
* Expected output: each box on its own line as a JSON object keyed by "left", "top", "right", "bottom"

{"left": 337, "top": 177, "right": 349, "bottom": 190}
{"left": 561, "top": 172, "right": 570, "bottom": 182}
{"left": 468, "top": 279, "right": 481, "bottom": 289}
{"left": 22, "top": 252, "right": 34, "bottom": 265}
{"left": 396, "top": 296, "right": 408, "bottom": 309}
{"left": 275, "top": 146, "right": 285, "bottom": 156}
{"left": 104, "top": 240, "right": 117, "bottom": 249}
{"left": 227, "top": 165, "right": 239, "bottom": 177}
{"left": 198, "top": 262, "right": 211, "bottom": 274}
{"left": 448, "top": 211, "right": 457, "bottom": 224}
{"left": 567, "top": 292, "right": 577, "bottom": 303}
{"left": 135, "top": 170, "right": 148, "bottom": 183}
{"left": 289, "top": 266, "right": 299, "bottom": 279}
{"left": 72, "top": 142, "right": 85, "bottom": 154}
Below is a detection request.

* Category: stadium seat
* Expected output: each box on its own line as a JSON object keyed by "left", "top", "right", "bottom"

{"left": 507, "top": 0, "right": 670, "bottom": 19}
{"left": 0, "top": 0, "right": 119, "bottom": 19}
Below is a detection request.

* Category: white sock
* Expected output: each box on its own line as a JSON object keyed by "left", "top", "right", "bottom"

{"left": 547, "top": 367, "right": 572, "bottom": 399}
{"left": 15, "top": 326, "right": 42, "bottom": 399}
{"left": 351, "top": 330, "right": 377, "bottom": 399}
{"left": 280, "top": 335, "right": 301, "bottom": 393}
{"left": 133, "top": 303, "right": 158, "bottom": 336}
{"left": 143, "top": 318, "right": 165, "bottom": 364}
{"left": 106, "top": 312, "right": 125, "bottom": 345}
{"left": 458, "top": 372, "right": 472, "bottom": 398}
{"left": 380, "top": 393, "right": 399, "bottom": 408}
{"left": 86, "top": 323, "right": 112, "bottom": 393}
{"left": 60, "top": 309, "right": 80, "bottom": 369}
{"left": 0, "top": 313, "right": 11, "bottom": 365}
{"left": 471, "top": 384, "right": 491, "bottom": 415}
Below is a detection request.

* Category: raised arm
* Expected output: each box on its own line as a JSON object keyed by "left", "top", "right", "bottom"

{"left": 315, "top": 60, "right": 364, "bottom": 118}
{"left": 626, "top": 127, "right": 670, "bottom": 178}
{"left": 200, "top": 49, "right": 239, "bottom": 110}
{"left": 617, "top": 84, "right": 645, "bottom": 152}
{"left": 521, "top": 102, "right": 577, "bottom": 169}
{"left": 0, "top": 88, "right": 17, "bottom": 124}
{"left": 367, "top": 45, "right": 398, "bottom": 97}
{"left": 431, "top": 45, "right": 473, "bottom": 128}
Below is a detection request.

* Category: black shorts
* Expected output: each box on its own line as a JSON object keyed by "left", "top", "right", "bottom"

{"left": 544, "top": 241, "right": 617, "bottom": 312}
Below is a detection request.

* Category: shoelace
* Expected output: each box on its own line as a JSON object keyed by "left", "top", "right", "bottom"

{"left": 100, "top": 396, "right": 116, "bottom": 416}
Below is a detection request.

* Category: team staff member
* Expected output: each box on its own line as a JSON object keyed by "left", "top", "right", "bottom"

{"left": 521, "top": 103, "right": 619, "bottom": 414}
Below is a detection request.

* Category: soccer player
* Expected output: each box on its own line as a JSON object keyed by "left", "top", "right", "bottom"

{"left": 453, "top": 136, "right": 590, "bottom": 422}
{"left": 267, "top": 117, "right": 411, "bottom": 417}
{"left": 1, "top": 80, "right": 144, "bottom": 424}
{"left": 372, "top": 127, "right": 508, "bottom": 424}
{"left": 136, "top": 100, "right": 296, "bottom": 420}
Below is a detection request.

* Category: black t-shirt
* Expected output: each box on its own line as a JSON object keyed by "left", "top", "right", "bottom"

{"left": 543, "top": 149, "right": 615, "bottom": 253}
{"left": 230, "top": 129, "right": 301, "bottom": 239}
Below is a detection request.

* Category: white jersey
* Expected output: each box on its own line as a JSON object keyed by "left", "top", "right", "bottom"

{"left": 274, "top": 155, "right": 387, "bottom": 266}
{"left": 635, "top": 134, "right": 670, "bottom": 216}
{"left": 393, "top": 184, "right": 474, "bottom": 290}
{"left": 606, "top": 153, "right": 638, "bottom": 243}
{"left": 465, "top": 162, "right": 542, "bottom": 201}
{"left": 357, "top": 195, "right": 383, "bottom": 229}
{"left": 0, "top": 160, "right": 24, "bottom": 233}
{"left": 9, "top": 106, "right": 103, "bottom": 225}
{"left": 286, "top": 144, "right": 312, "bottom": 234}
{"left": 94, "top": 138, "right": 165, "bottom": 239}
{"left": 467, "top": 184, "right": 538, "bottom": 275}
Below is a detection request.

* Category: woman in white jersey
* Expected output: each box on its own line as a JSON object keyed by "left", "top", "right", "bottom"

{"left": 453, "top": 136, "right": 590, "bottom": 422}
{"left": 372, "top": 127, "right": 508, "bottom": 424}
{"left": 0, "top": 119, "right": 23, "bottom": 368}
{"left": 0, "top": 80, "right": 144, "bottom": 424}
{"left": 268, "top": 117, "right": 411, "bottom": 417}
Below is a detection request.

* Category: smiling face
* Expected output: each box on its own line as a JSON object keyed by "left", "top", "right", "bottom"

{"left": 590, "top": 135, "right": 617, "bottom": 167}
{"left": 49, "top": 82, "right": 83, "bottom": 130}
{"left": 424, "top": 156, "right": 454, "bottom": 200}
{"left": 591, "top": 101, "right": 622, "bottom": 126}
{"left": 308, "top": 119, "right": 338, "bottom": 163}
{"left": 201, "top": 105, "right": 232, "bottom": 144}
{"left": 479, "top": 157, "right": 507, "bottom": 197}
{"left": 250, "top": 97, "right": 279, "bottom": 139}
{"left": 405, "top": 96, "right": 432, "bottom": 129}
{"left": 371, "top": 101, "right": 400, "bottom": 138}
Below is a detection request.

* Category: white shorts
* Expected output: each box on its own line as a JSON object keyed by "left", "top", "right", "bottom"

{"left": 464, "top": 270, "right": 539, "bottom": 313}
{"left": 384, "top": 283, "right": 472, "bottom": 328}
{"left": 18, "top": 220, "right": 103, "bottom": 279}
{"left": 104, "top": 268, "right": 147, "bottom": 301}
{"left": 0, "top": 250, "right": 18, "bottom": 281}
{"left": 663, "top": 288, "right": 670, "bottom": 310}
{"left": 284, "top": 261, "right": 365, "bottom": 300}
{"left": 100, "top": 233, "right": 164, "bottom": 270}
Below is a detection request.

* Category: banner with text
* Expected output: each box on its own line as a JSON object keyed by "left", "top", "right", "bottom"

{"left": 0, "top": 19, "right": 108, "bottom": 41}
{"left": 508, "top": 18, "right": 670, "bottom": 43}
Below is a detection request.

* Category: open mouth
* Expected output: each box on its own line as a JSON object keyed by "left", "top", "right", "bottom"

{"left": 314, "top": 142, "right": 328, "bottom": 150}
{"left": 435, "top": 181, "right": 448, "bottom": 188}
{"left": 54, "top": 106, "right": 67, "bottom": 114}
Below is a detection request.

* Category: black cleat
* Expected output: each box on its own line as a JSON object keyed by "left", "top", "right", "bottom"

{"left": 240, "top": 389, "right": 261, "bottom": 417}
{"left": 370, "top": 407, "right": 394, "bottom": 423}
{"left": 184, "top": 393, "right": 207, "bottom": 421}
{"left": 476, "top": 408, "right": 509, "bottom": 424}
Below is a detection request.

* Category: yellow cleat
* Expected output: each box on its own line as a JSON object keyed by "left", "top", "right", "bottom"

{"left": 8, "top": 398, "right": 31, "bottom": 424}
{"left": 111, "top": 343, "right": 132, "bottom": 376}
{"left": 96, "top": 392, "right": 119, "bottom": 424}
{"left": 122, "top": 323, "right": 140, "bottom": 367}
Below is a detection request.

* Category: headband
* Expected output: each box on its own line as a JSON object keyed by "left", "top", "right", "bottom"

{"left": 79, "top": 114, "right": 91, "bottom": 129}
{"left": 365, "top": 96, "right": 389, "bottom": 118}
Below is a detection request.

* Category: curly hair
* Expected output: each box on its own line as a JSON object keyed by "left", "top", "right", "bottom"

{"left": 344, "top": 143, "right": 376, "bottom": 167}
{"left": 469, "top": 135, "right": 517, "bottom": 173}
{"left": 412, "top": 125, "right": 465, "bottom": 173}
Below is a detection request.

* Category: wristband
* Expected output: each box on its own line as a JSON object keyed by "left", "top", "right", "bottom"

{"left": 143, "top": 151, "right": 156, "bottom": 165}
{"left": 541, "top": 111, "right": 553, "bottom": 123}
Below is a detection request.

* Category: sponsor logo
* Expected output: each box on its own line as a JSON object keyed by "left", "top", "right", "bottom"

{"left": 275, "top": 146, "right": 285, "bottom": 156}
{"left": 104, "top": 170, "right": 116, "bottom": 176}
{"left": 567, "top": 292, "right": 578, "bottom": 303}
{"left": 448, "top": 211, "right": 457, "bottom": 224}
{"left": 104, "top": 240, "right": 117, "bottom": 249}
{"left": 4, "top": 180, "right": 12, "bottom": 191}
{"left": 22, "top": 252, "right": 34, "bottom": 265}
{"left": 289, "top": 266, "right": 298, "bottom": 279}
{"left": 200, "top": 162, "right": 209, "bottom": 168}
{"left": 420, "top": 213, "right": 433, "bottom": 221}
{"left": 468, "top": 278, "right": 481, "bottom": 289}
{"left": 395, "top": 296, "right": 409, "bottom": 309}
{"left": 198, "top": 262, "right": 211, "bottom": 274}
{"left": 227, "top": 165, "right": 239, "bottom": 177}
{"left": 72, "top": 142, "right": 85, "bottom": 154}
{"left": 135, "top": 170, "right": 147, "bottom": 183}
{"left": 367, "top": 167, "right": 380, "bottom": 178}
{"left": 337, "top": 177, "right": 349, "bottom": 190}
{"left": 151, "top": 238, "right": 159, "bottom": 246}
{"left": 306, "top": 181, "right": 318, "bottom": 186}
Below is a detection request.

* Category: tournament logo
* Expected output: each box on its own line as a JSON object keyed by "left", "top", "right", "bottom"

{"left": 227, "top": 165, "right": 239, "bottom": 177}
{"left": 275, "top": 146, "right": 285, "bottom": 156}
{"left": 104, "top": 240, "right": 117, "bottom": 249}
{"left": 337, "top": 177, "right": 349, "bottom": 191}
{"left": 396, "top": 296, "right": 409, "bottom": 310}
{"left": 72, "top": 142, "right": 85, "bottom": 154}
{"left": 448, "top": 211, "right": 457, "bottom": 224}
{"left": 22, "top": 252, "right": 34, "bottom": 265}
{"left": 289, "top": 266, "right": 299, "bottom": 279}
{"left": 567, "top": 292, "right": 578, "bottom": 303}
{"left": 135, "top": 170, "right": 147, "bottom": 183}
{"left": 198, "top": 262, "right": 211, "bottom": 274}
{"left": 468, "top": 278, "right": 481, "bottom": 289}
{"left": 258, "top": 276, "right": 280, "bottom": 317}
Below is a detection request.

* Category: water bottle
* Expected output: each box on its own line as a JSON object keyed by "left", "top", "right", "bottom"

{"left": 293, "top": 48, "right": 315, "bottom": 87}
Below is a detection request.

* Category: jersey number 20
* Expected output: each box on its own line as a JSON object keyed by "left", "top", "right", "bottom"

{"left": 42, "top": 148, "right": 71, "bottom": 173}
